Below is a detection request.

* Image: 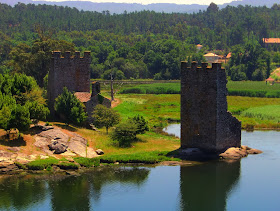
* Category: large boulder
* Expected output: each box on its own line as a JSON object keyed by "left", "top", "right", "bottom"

{"left": 48, "top": 141, "right": 68, "bottom": 154}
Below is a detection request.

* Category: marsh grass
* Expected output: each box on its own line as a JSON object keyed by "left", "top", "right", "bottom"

{"left": 119, "top": 81, "right": 280, "bottom": 98}
{"left": 26, "top": 157, "right": 59, "bottom": 170}
{"left": 228, "top": 96, "right": 280, "bottom": 128}
{"left": 74, "top": 157, "right": 100, "bottom": 167}
{"left": 57, "top": 162, "right": 79, "bottom": 170}
{"left": 241, "top": 105, "right": 280, "bottom": 122}
{"left": 114, "top": 94, "right": 180, "bottom": 126}
{"left": 120, "top": 83, "right": 180, "bottom": 94}
{"left": 99, "top": 151, "right": 180, "bottom": 164}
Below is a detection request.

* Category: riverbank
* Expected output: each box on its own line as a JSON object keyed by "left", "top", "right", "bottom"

{"left": 0, "top": 93, "right": 274, "bottom": 174}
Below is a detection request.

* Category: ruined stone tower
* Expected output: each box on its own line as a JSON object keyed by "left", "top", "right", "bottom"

{"left": 48, "top": 51, "right": 91, "bottom": 113}
{"left": 181, "top": 62, "right": 241, "bottom": 153}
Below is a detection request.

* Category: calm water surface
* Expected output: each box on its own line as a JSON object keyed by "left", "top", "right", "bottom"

{"left": 0, "top": 125, "right": 280, "bottom": 211}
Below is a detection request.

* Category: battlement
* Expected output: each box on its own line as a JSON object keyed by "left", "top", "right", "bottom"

{"left": 181, "top": 61, "right": 223, "bottom": 71}
{"left": 48, "top": 51, "right": 91, "bottom": 114}
{"left": 52, "top": 51, "right": 91, "bottom": 60}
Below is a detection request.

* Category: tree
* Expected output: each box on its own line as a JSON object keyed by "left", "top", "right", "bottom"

{"left": 8, "top": 104, "right": 31, "bottom": 131}
{"left": 111, "top": 115, "right": 148, "bottom": 147}
{"left": 111, "top": 121, "right": 138, "bottom": 147}
{"left": 207, "top": 2, "right": 219, "bottom": 13}
{"left": 26, "top": 101, "right": 50, "bottom": 125}
{"left": 130, "top": 115, "right": 149, "bottom": 134}
{"left": 54, "top": 87, "right": 87, "bottom": 125}
{"left": 8, "top": 38, "right": 75, "bottom": 86}
{"left": 92, "top": 104, "right": 121, "bottom": 133}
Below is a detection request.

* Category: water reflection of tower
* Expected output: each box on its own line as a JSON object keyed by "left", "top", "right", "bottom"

{"left": 179, "top": 161, "right": 240, "bottom": 211}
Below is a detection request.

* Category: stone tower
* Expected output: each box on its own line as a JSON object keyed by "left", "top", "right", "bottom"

{"left": 181, "top": 62, "right": 241, "bottom": 153}
{"left": 48, "top": 51, "right": 91, "bottom": 113}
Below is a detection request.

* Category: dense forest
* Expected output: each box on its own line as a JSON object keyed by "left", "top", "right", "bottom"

{"left": 1, "top": 2, "right": 280, "bottom": 82}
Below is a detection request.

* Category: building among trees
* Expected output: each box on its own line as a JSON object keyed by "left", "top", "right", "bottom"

{"left": 263, "top": 38, "right": 280, "bottom": 48}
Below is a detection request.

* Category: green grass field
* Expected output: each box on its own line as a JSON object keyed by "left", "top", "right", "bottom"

{"left": 114, "top": 94, "right": 280, "bottom": 129}
{"left": 118, "top": 81, "right": 280, "bottom": 98}
{"left": 241, "top": 105, "right": 280, "bottom": 123}
{"left": 120, "top": 83, "right": 180, "bottom": 94}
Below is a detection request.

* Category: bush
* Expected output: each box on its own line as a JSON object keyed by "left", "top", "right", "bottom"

{"left": 8, "top": 104, "right": 31, "bottom": 131}
{"left": 130, "top": 115, "right": 149, "bottom": 134}
{"left": 111, "top": 121, "right": 138, "bottom": 147}
{"left": 54, "top": 87, "right": 87, "bottom": 125}
{"left": 57, "top": 162, "right": 79, "bottom": 170}
{"left": 92, "top": 104, "right": 121, "bottom": 133}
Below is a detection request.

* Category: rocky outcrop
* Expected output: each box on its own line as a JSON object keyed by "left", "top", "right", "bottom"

{"left": 219, "top": 145, "right": 262, "bottom": 160}
{"left": 95, "top": 149, "right": 104, "bottom": 155}
{"left": 48, "top": 141, "right": 68, "bottom": 154}
{"left": 35, "top": 126, "right": 98, "bottom": 158}
{"left": 175, "top": 145, "right": 262, "bottom": 161}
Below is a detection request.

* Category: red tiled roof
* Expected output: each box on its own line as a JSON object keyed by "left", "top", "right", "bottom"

{"left": 226, "top": 53, "right": 232, "bottom": 59}
{"left": 74, "top": 92, "right": 91, "bottom": 103}
{"left": 263, "top": 38, "right": 280, "bottom": 44}
{"left": 197, "top": 44, "right": 203, "bottom": 47}
{"left": 266, "top": 78, "right": 275, "bottom": 82}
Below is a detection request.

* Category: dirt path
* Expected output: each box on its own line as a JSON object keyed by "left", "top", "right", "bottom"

{"left": 111, "top": 98, "right": 121, "bottom": 108}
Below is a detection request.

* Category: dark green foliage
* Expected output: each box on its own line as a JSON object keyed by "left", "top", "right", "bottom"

{"left": 57, "top": 162, "right": 79, "bottom": 170}
{"left": 0, "top": 73, "right": 49, "bottom": 131}
{"left": 97, "top": 94, "right": 104, "bottom": 104}
{"left": 0, "top": 3, "right": 280, "bottom": 81}
{"left": 8, "top": 105, "right": 31, "bottom": 131}
{"left": 92, "top": 104, "right": 121, "bottom": 133}
{"left": 130, "top": 115, "right": 149, "bottom": 134}
{"left": 26, "top": 101, "right": 50, "bottom": 125}
{"left": 54, "top": 87, "right": 87, "bottom": 125}
{"left": 8, "top": 38, "right": 75, "bottom": 86}
{"left": 227, "top": 42, "right": 271, "bottom": 81}
{"left": 111, "top": 121, "right": 138, "bottom": 147}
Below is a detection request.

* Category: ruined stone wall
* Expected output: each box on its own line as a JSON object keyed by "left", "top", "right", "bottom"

{"left": 85, "top": 82, "right": 111, "bottom": 118}
{"left": 181, "top": 62, "right": 241, "bottom": 153}
{"left": 48, "top": 51, "right": 91, "bottom": 113}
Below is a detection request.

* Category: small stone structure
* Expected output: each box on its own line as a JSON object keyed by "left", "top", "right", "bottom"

{"left": 181, "top": 62, "right": 241, "bottom": 153}
{"left": 48, "top": 51, "right": 110, "bottom": 117}
{"left": 74, "top": 81, "right": 111, "bottom": 118}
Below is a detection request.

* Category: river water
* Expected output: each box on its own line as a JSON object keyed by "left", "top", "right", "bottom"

{"left": 0, "top": 125, "right": 280, "bottom": 211}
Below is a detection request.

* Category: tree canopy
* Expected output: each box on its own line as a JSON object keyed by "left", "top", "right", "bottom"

{"left": 0, "top": 3, "right": 280, "bottom": 81}
{"left": 54, "top": 87, "right": 87, "bottom": 125}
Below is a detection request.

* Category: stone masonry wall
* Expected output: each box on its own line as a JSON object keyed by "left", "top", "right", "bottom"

{"left": 181, "top": 62, "right": 241, "bottom": 153}
{"left": 48, "top": 51, "right": 91, "bottom": 113}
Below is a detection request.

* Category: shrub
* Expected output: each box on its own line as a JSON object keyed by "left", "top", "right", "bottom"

{"left": 74, "top": 157, "right": 100, "bottom": 167}
{"left": 92, "top": 104, "right": 121, "bottom": 133}
{"left": 111, "top": 121, "right": 138, "bottom": 147}
{"left": 8, "top": 104, "right": 31, "bottom": 131}
{"left": 57, "top": 162, "right": 79, "bottom": 170}
{"left": 54, "top": 87, "right": 87, "bottom": 125}
{"left": 130, "top": 115, "right": 149, "bottom": 134}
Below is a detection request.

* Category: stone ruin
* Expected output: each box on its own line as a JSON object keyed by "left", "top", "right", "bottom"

{"left": 181, "top": 62, "right": 241, "bottom": 153}
{"left": 47, "top": 51, "right": 111, "bottom": 117}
